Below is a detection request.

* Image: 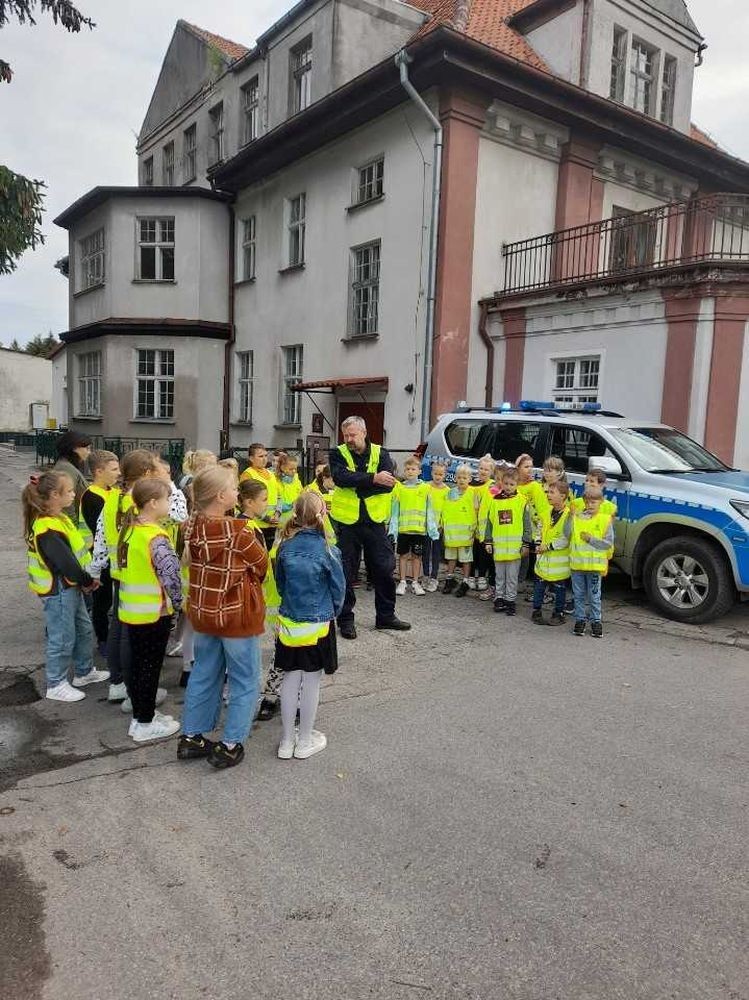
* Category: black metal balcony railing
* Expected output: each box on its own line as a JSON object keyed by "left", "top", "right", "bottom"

{"left": 502, "top": 193, "right": 749, "bottom": 296}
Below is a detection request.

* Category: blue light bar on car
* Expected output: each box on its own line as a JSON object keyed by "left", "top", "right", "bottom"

{"left": 580, "top": 402, "right": 602, "bottom": 412}
{"left": 518, "top": 400, "right": 556, "bottom": 410}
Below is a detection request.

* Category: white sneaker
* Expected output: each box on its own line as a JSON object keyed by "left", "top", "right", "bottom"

{"left": 277, "top": 737, "right": 296, "bottom": 760}
{"left": 46, "top": 681, "right": 86, "bottom": 703}
{"left": 130, "top": 717, "right": 181, "bottom": 743}
{"left": 396, "top": 579, "right": 408, "bottom": 596}
{"left": 166, "top": 640, "right": 183, "bottom": 658}
{"left": 466, "top": 577, "right": 477, "bottom": 590}
{"left": 108, "top": 682, "right": 127, "bottom": 702}
{"left": 411, "top": 580, "right": 426, "bottom": 596}
{"left": 294, "top": 730, "right": 327, "bottom": 759}
{"left": 425, "top": 578, "right": 439, "bottom": 593}
{"left": 72, "top": 668, "right": 110, "bottom": 688}
{"left": 127, "top": 718, "right": 138, "bottom": 737}
{"left": 477, "top": 577, "right": 488, "bottom": 591}
{"left": 128, "top": 711, "right": 173, "bottom": 738}
{"left": 120, "top": 687, "right": 167, "bottom": 713}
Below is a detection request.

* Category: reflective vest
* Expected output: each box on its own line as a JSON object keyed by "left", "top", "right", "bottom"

{"left": 535, "top": 508, "right": 571, "bottom": 582}
{"left": 395, "top": 481, "right": 430, "bottom": 534}
{"left": 239, "top": 467, "right": 279, "bottom": 529}
{"left": 517, "top": 480, "right": 547, "bottom": 543}
{"left": 330, "top": 444, "right": 392, "bottom": 525}
{"left": 28, "top": 515, "right": 91, "bottom": 595}
{"left": 474, "top": 481, "right": 495, "bottom": 541}
{"left": 571, "top": 496, "right": 617, "bottom": 558}
{"left": 102, "top": 489, "right": 133, "bottom": 581}
{"left": 278, "top": 474, "right": 303, "bottom": 526}
{"left": 486, "top": 494, "right": 527, "bottom": 561}
{"left": 180, "top": 563, "right": 190, "bottom": 610}
{"left": 307, "top": 480, "right": 334, "bottom": 511}
{"left": 569, "top": 511, "right": 612, "bottom": 574}
{"left": 277, "top": 615, "right": 330, "bottom": 647}
{"left": 441, "top": 489, "right": 477, "bottom": 548}
{"left": 118, "top": 523, "right": 173, "bottom": 624}
{"left": 264, "top": 541, "right": 281, "bottom": 629}
{"left": 428, "top": 483, "right": 449, "bottom": 520}
{"left": 78, "top": 483, "right": 109, "bottom": 551}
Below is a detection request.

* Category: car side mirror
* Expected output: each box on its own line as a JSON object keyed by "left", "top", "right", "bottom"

{"left": 590, "top": 455, "right": 623, "bottom": 478}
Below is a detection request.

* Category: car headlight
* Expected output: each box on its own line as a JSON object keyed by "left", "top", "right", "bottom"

{"left": 729, "top": 499, "right": 749, "bottom": 521}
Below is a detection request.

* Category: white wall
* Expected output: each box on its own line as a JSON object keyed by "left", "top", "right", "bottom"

{"left": 732, "top": 319, "right": 749, "bottom": 471}
{"left": 687, "top": 296, "right": 714, "bottom": 444}
{"left": 0, "top": 350, "right": 52, "bottom": 431}
{"left": 51, "top": 349, "right": 68, "bottom": 427}
{"left": 525, "top": 3, "right": 583, "bottom": 84}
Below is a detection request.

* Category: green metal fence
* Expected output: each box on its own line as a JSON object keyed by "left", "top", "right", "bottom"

{"left": 34, "top": 430, "right": 185, "bottom": 479}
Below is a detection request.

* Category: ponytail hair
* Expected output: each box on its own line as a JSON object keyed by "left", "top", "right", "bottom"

{"left": 120, "top": 448, "right": 160, "bottom": 487}
{"left": 117, "top": 477, "right": 171, "bottom": 566}
{"left": 181, "top": 465, "right": 238, "bottom": 558}
{"left": 238, "top": 478, "right": 268, "bottom": 506}
{"left": 278, "top": 491, "right": 327, "bottom": 546}
{"left": 182, "top": 449, "right": 217, "bottom": 476}
{"left": 22, "top": 471, "right": 72, "bottom": 542}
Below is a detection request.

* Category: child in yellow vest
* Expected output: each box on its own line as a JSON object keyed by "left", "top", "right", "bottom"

{"left": 531, "top": 479, "right": 570, "bottom": 626}
{"left": 276, "top": 453, "right": 303, "bottom": 527}
{"left": 423, "top": 461, "right": 449, "bottom": 591}
{"left": 117, "top": 478, "right": 183, "bottom": 743}
{"left": 567, "top": 486, "right": 614, "bottom": 638}
{"left": 79, "top": 450, "right": 120, "bottom": 655}
{"left": 307, "top": 464, "right": 335, "bottom": 512}
{"left": 388, "top": 456, "right": 439, "bottom": 596}
{"left": 483, "top": 466, "right": 531, "bottom": 616}
{"left": 440, "top": 464, "right": 477, "bottom": 597}
{"left": 23, "top": 471, "right": 109, "bottom": 702}
{"left": 470, "top": 454, "right": 496, "bottom": 593}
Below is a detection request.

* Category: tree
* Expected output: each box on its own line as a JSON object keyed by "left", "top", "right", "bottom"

{"left": 1, "top": 2, "right": 95, "bottom": 274}
{"left": 24, "top": 331, "right": 59, "bottom": 357}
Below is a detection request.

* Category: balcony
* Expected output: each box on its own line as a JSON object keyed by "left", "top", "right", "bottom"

{"left": 501, "top": 193, "right": 749, "bottom": 297}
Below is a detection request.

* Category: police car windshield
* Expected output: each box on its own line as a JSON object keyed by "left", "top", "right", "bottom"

{"left": 608, "top": 427, "right": 729, "bottom": 474}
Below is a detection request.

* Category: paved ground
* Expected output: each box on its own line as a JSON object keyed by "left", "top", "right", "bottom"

{"left": 1, "top": 451, "right": 747, "bottom": 1000}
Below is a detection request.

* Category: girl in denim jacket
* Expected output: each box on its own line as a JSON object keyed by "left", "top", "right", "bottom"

{"left": 274, "top": 492, "right": 346, "bottom": 761}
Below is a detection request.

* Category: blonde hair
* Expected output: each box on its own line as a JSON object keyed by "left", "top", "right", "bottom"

{"left": 182, "top": 449, "right": 217, "bottom": 475}
{"left": 117, "top": 478, "right": 171, "bottom": 565}
{"left": 218, "top": 457, "right": 239, "bottom": 472}
{"left": 543, "top": 455, "right": 565, "bottom": 474}
{"left": 278, "top": 492, "right": 327, "bottom": 545}
{"left": 515, "top": 452, "right": 533, "bottom": 467}
{"left": 190, "top": 466, "right": 236, "bottom": 512}
{"left": 477, "top": 453, "right": 495, "bottom": 471}
{"left": 404, "top": 456, "right": 421, "bottom": 469}
{"left": 455, "top": 463, "right": 472, "bottom": 479}
{"left": 89, "top": 449, "right": 119, "bottom": 474}
{"left": 431, "top": 460, "right": 447, "bottom": 472}
{"left": 22, "top": 471, "right": 72, "bottom": 542}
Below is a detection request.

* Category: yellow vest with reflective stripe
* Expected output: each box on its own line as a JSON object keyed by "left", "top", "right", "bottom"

{"left": 277, "top": 615, "right": 330, "bottom": 647}
{"left": 395, "top": 481, "right": 430, "bottom": 534}
{"left": 441, "top": 489, "right": 477, "bottom": 548}
{"left": 278, "top": 474, "right": 303, "bottom": 527}
{"left": 28, "top": 515, "right": 91, "bottom": 595}
{"left": 535, "top": 508, "right": 571, "bottom": 581}
{"left": 239, "top": 467, "right": 279, "bottom": 528}
{"left": 486, "top": 494, "right": 527, "bottom": 561}
{"left": 78, "top": 483, "right": 109, "bottom": 551}
{"left": 474, "top": 481, "right": 496, "bottom": 541}
{"left": 265, "top": 541, "right": 281, "bottom": 629}
{"left": 517, "top": 480, "right": 546, "bottom": 542}
{"left": 428, "top": 483, "right": 449, "bottom": 519}
{"left": 118, "top": 522, "right": 173, "bottom": 624}
{"left": 571, "top": 496, "right": 616, "bottom": 558}
{"left": 569, "top": 511, "right": 612, "bottom": 573}
{"left": 330, "top": 444, "right": 392, "bottom": 525}
{"left": 103, "top": 489, "right": 133, "bottom": 581}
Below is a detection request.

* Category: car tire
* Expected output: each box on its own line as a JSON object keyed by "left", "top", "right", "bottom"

{"left": 643, "top": 535, "right": 735, "bottom": 624}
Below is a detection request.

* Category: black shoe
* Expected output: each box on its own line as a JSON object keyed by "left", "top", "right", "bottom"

{"left": 178, "top": 669, "right": 192, "bottom": 689}
{"left": 549, "top": 613, "right": 565, "bottom": 626}
{"left": 573, "top": 620, "right": 586, "bottom": 636}
{"left": 454, "top": 581, "right": 469, "bottom": 598}
{"left": 256, "top": 697, "right": 280, "bottom": 721}
{"left": 591, "top": 621, "right": 603, "bottom": 638}
{"left": 505, "top": 601, "right": 516, "bottom": 617}
{"left": 494, "top": 598, "right": 507, "bottom": 614}
{"left": 442, "top": 578, "right": 457, "bottom": 595}
{"left": 177, "top": 734, "right": 215, "bottom": 760}
{"left": 208, "top": 741, "right": 245, "bottom": 769}
{"left": 531, "top": 609, "right": 544, "bottom": 625}
{"left": 339, "top": 622, "right": 357, "bottom": 640}
{"left": 375, "top": 617, "right": 411, "bottom": 631}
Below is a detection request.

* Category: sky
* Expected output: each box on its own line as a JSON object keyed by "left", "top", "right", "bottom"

{"left": 1, "top": 0, "right": 747, "bottom": 345}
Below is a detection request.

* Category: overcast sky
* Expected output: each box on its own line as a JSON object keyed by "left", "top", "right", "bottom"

{"left": 1, "top": 0, "right": 747, "bottom": 345}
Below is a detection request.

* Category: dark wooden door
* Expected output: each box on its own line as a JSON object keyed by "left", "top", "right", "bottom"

{"left": 337, "top": 401, "right": 385, "bottom": 443}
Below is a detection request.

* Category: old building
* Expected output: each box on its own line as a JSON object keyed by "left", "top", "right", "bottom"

{"left": 0, "top": 348, "right": 55, "bottom": 432}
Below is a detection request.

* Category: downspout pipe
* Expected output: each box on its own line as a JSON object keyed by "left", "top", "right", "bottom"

{"left": 478, "top": 300, "right": 493, "bottom": 408}
{"left": 222, "top": 206, "right": 235, "bottom": 454}
{"left": 395, "top": 49, "right": 442, "bottom": 441}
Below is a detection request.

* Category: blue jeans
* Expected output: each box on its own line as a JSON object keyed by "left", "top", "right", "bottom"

{"left": 182, "top": 633, "right": 262, "bottom": 745}
{"left": 41, "top": 584, "right": 94, "bottom": 688}
{"left": 422, "top": 535, "right": 443, "bottom": 579}
{"left": 571, "top": 571, "right": 603, "bottom": 623}
{"left": 532, "top": 577, "right": 567, "bottom": 614}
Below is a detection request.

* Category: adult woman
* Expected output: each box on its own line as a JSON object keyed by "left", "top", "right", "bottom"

{"left": 239, "top": 443, "right": 279, "bottom": 549}
{"left": 53, "top": 431, "right": 91, "bottom": 518}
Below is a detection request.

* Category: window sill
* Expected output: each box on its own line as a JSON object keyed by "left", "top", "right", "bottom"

{"left": 278, "top": 263, "right": 305, "bottom": 276}
{"left": 132, "top": 279, "right": 177, "bottom": 285}
{"left": 231, "top": 420, "right": 253, "bottom": 428}
{"left": 234, "top": 277, "right": 256, "bottom": 287}
{"left": 341, "top": 333, "right": 379, "bottom": 345}
{"left": 129, "top": 418, "right": 176, "bottom": 425}
{"left": 273, "top": 423, "right": 302, "bottom": 431}
{"left": 346, "top": 194, "right": 385, "bottom": 214}
{"left": 73, "top": 282, "right": 105, "bottom": 299}
{"left": 73, "top": 414, "right": 102, "bottom": 421}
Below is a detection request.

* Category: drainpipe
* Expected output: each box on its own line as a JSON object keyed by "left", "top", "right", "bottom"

{"left": 222, "top": 206, "right": 235, "bottom": 453}
{"left": 395, "top": 49, "right": 442, "bottom": 441}
{"left": 478, "top": 300, "right": 493, "bottom": 408}
{"left": 579, "top": 0, "right": 592, "bottom": 89}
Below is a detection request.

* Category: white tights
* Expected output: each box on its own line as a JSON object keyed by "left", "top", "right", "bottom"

{"left": 280, "top": 670, "right": 322, "bottom": 743}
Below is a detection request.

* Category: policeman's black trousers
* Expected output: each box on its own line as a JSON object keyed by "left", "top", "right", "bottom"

{"left": 337, "top": 521, "right": 396, "bottom": 626}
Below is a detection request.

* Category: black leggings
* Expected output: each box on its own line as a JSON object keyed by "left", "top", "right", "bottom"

{"left": 91, "top": 566, "right": 112, "bottom": 644}
{"left": 126, "top": 617, "right": 171, "bottom": 723}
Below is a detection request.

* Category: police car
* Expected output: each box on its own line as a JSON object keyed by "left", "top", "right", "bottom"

{"left": 420, "top": 401, "right": 749, "bottom": 624}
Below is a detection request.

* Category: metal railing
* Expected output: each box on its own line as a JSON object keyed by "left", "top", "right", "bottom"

{"left": 34, "top": 430, "right": 185, "bottom": 479}
{"left": 502, "top": 193, "right": 749, "bottom": 295}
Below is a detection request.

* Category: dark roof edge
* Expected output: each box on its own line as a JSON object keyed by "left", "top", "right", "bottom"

{"left": 507, "top": 0, "right": 577, "bottom": 34}
{"left": 60, "top": 317, "right": 232, "bottom": 344}
{"left": 54, "top": 186, "right": 233, "bottom": 229}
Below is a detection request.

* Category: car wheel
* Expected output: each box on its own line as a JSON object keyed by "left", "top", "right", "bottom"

{"left": 643, "top": 535, "right": 735, "bottom": 624}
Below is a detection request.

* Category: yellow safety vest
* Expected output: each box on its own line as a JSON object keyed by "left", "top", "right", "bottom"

{"left": 28, "top": 514, "right": 91, "bottom": 595}
{"left": 569, "top": 511, "right": 612, "bottom": 574}
{"left": 118, "top": 522, "right": 174, "bottom": 625}
{"left": 535, "top": 508, "right": 571, "bottom": 582}
{"left": 395, "top": 482, "right": 430, "bottom": 534}
{"left": 239, "top": 467, "right": 279, "bottom": 528}
{"left": 278, "top": 475, "right": 303, "bottom": 526}
{"left": 102, "top": 489, "right": 133, "bottom": 581}
{"left": 474, "top": 480, "right": 496, "bottom": 541}
{"left": 571, "top": 496, "right": 616, "bottom": 557}
{"left": 517, "top": 480, "right": 546, "bottom": 543}
{"left": 330, "top": 444, "right": 392, "bottom": 525}
{"left": 277, "top": 615, "right": 330, "bottom": 647}
{"left": 307, "top": 480, "right": 334, "bottom": 511}
{"left": 486, "top": 494, "right": 527, "bottom": 562}
{"left": 77, "top": 483, "right": 109, "bottom": 551}
{"left": 265, "top": 541, "right": 281, "bottom": 630}
{"left": 428, "top": 483, "right": 449, "bottom": 520}
{"left": 441, "top": 489, "right": 477, "bottom": 548}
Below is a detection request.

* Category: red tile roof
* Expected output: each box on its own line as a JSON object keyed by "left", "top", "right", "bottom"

{"left": 182, "top": 21, "right": 250, "bottom": 63}
{"left": 690, "top": 123, "right": 719, "bottom": 149}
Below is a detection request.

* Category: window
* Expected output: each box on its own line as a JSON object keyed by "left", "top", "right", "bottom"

{"left": 547, "top": 426, "right": 617, "bottom": 475}
{"left": 79, "top": 228, "right": 105, "bottom": 290}
{"left": 445, "top": 419, "right": 542, "bottom": 465}
{"left": 356, "top": 158, "right": 384, "bottom": 204}
{"left": 76, "top": 351, "right": 101, "bottom": 416}
{"left": 280, "top": 345, "right": 303, "bottom": 425}
{"left": 237, "top": 350, "right": 254, "bottom": 424}
{"left": 552, "top": 356, "right": 600, "bottom": 406}
{"left": 209, "top": 102, "right": 224, "bottom": 166}
{"left": 610, "top": 26, "right": 627, "bottom": 102}
{"left": 161, "top": 142, "right": 174, "bottom": 186}
{"left": 137, "top": 218, "right": 175, "bottom": 281}
{"left": 630, "top": 39, "right": 657, "bottom": 116}
{"left": 290, "top": 37, "right": 312, "bottom": 114}
{"left": 609, "top": 206, "right": 657, "bottom": 273}
{"left": 660, "top": 55, "right": 677, "bottom": 125}
{"left": 241, "top": 216, "right": 256, "bottom": 280}
{"left": 351, "top": 241, "right": 381, "bottom": 336}
{"left": 183, "top": 124, "right": 197, "bottom": 182}
{"left": 241, "top": 77, "right": 259, "bottom": 144}
{"left": 287, "top": 193, "right": 306, "bottom": 267}
{"left": 143, "top": 156, "right": 153, "bottom": 187}
{"left": 135, "top": 349, "right": 174, "bottom": 420}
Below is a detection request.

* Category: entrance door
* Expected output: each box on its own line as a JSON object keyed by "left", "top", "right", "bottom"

{"left": 337, "top": 401, "right": 385, "bottom": 443}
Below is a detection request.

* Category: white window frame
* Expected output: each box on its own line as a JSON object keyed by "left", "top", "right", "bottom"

{"left": 350, "top": 240, "right": 381, "bottom": 337}
{"left": 162, "top": 141, "right": 175, "bottom": 186}
{"left": 236, "top": 350, "right": 255, "bottom": 424}
{"left": 241, "top": 77, "right": 259, "bottom": 145}
{"left": 660, "top": 55, "right": 677, "bottom": 125}
{"left": 76, "top": 351, "right": 101, "bottom": 417}
{"left": 241, "top": 216, "right": 256, "bottom": 281}
{"left": 290, "top": 37, "right": 312, "bottom": 114}
{"left": 134, "top": 348, "right": 175, "bottom": 421}
{"left": 287, "top": 193, "right": 306, "bottom": 267}
{"left": 209, "top": 102, "right": 224, "bottom": 166}
{"left": 136, "top": 217, "right": 175, "bottom": 282}
{"left": 356, "top": 157, "right": 384, "bottom": 205}
{"left": 609, "top": 26, "right": 627, "bottom": 103}
{"left": 280, "top": 345, "right": 303, "bottom": 425}
{"left": 143, "top": 156, "right": 154, "bottom": 187}
{"left": 551, "top": 354, "right": 601, "bottom": 406}
{"left": 183, "top": 124, "right": 197, "bottom": 182}
{"left": 630, "top": 38, "right": 658, "bottom": 117}
{"left": 79, "top": 228, "right": 105, "bottom": 291}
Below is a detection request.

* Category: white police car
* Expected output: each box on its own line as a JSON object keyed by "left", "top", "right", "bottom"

{"left": 421, "top": 401, "right": 749, "bottom": 624}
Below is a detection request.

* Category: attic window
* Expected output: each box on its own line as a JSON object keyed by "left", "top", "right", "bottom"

{"left": 630, "top": 39, "right": 657, "bottom": 117}
{"left": 290, "top": 37, "right": 312, "bottom": 115}
{"left": 209, "top": 102, "right": 224, "bottom": 166}
{"left": 660, "top": 55, "right": 677, "bottom": 126}
{"left": 609, "top": 26, "right": 627, "bottom": 103}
